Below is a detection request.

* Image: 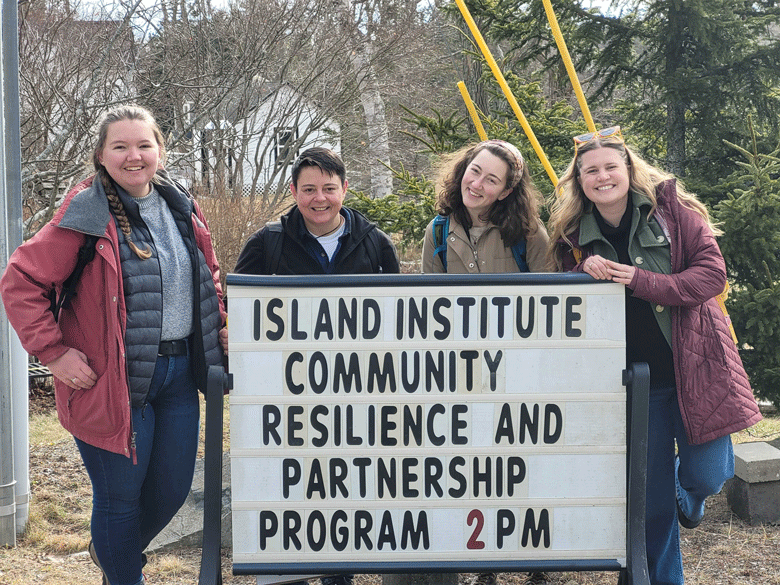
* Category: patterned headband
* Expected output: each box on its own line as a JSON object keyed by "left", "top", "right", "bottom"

{"left": 483, "top": 139, "right": 525, "bottom": 187}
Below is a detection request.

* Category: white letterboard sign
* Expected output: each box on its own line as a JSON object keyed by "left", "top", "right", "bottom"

{"left": 228, "top": 279, "right": 627, "bottom": 571}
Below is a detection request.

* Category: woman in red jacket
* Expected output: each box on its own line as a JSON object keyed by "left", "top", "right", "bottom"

{"left": 1, "top": 105, "right": 227, "bottom": 585}
{"left": 547, "top": 127, "right": 761, "bottom": 585}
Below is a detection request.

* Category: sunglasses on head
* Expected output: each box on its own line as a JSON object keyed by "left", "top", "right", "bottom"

{"left": 573, "top": 126, "right": 623, "bottom": 154}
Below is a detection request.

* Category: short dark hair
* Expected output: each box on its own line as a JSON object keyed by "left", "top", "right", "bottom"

{"left": 291, "top": 147, "right": 346, "bottom": 187}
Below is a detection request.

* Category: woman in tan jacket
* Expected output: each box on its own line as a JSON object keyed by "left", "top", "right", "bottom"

{"left": 420, "top": 141, "right": 549, "bottom": 585}
{"left": 421, "top": 139, "right": 548, "bottom": 274}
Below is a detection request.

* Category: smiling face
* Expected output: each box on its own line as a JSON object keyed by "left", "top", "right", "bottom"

{"left": 577, "top": 146, "right": 630, "bottom": 223}
{"left": 291, "top": 165, "right": 347, "bottom": 235}
{"left": 460, "top": 149, "right": 512, "bottom": 226}
{"left": 98, "top": 119, "right": 161, "bottom": 198}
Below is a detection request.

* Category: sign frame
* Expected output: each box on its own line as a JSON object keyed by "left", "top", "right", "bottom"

{"left": 215, "top": 273, "right": 649, "bottom": 584}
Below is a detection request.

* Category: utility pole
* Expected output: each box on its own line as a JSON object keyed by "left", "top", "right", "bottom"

{"left": 1, "top": 0, "right": 28, "bottom": 545}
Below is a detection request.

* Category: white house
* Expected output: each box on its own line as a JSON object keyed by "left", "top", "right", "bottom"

{"left": 190, "top": 83, "right": 340, "bottom": 198}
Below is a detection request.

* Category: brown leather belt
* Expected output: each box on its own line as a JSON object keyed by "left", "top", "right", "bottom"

{"left": 158, "top": 338, "right": 188, "bottom": 356}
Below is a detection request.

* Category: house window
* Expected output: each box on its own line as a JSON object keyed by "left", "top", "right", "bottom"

{"left": 274, "top": 127, "right": 297, "bottom": 166}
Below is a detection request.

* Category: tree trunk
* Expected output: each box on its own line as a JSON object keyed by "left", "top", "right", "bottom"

{"left": 664, "top": 1, "right": 686, "bottom": 177}
{"left": 356, "top": 66, "right": 393, "bottom": 199}
{"left": 340, "top": 0, "right": 393, "bottom": 198}
{"left": 666, "top": 100, "right": 686, "bottom": 177}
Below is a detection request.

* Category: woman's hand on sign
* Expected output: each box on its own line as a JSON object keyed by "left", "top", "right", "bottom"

{"left": 605, "top": 260, "right": 636, "bottom": 285}
{"left": 219, "top": 326, "right": 229, "bottom": 355}
{"left": 583, "top": 255, "right": 635, "bottom": 285}
{"left": 582, "top": 254, "right": 610, "bottom": 280}
{"left": 47, "top": 347, "right": 97, "bottom": 390}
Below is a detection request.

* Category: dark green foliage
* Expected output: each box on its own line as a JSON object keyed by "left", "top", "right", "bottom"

{"left": 401, "top": 71, "right": 583, "bottom": 191}
{"left": 346, "top": 164, "right": 436, "bottom": 251}
{"left": 454, "top": 0, "right": 780, "bottom": 183}
{"left": 398, "top": 106, "right": 471, "bottom": 155}
{"left": 715, "top": 130, "right": 780, "bottom": 405}
{"left": 726, "top": 278, "right": 780, "bottom": 408}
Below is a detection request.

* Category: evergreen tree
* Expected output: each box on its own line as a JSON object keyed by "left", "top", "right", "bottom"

{"left": 715, "top": 129, "right": 780, "bottom": 406}
{"left": 455, "top": 0, "right": 780, "bottom": 188}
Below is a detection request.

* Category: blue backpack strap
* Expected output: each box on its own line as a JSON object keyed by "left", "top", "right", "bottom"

{"left": 432, "top": 214, "right": 449, "bottom": 272}
{"left": 511, "top": 239, "right": 529, "bottom": 272}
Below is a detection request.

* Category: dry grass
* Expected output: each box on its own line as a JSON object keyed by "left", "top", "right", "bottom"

{"left": 2, "top": 394, "right": 778, "bottom": 585}
{"left": 732, "top": 411, "right": 780, "bottom": 444}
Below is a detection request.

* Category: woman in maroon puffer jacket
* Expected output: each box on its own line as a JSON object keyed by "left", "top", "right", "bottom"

{"left": 547, "top": 126, "right": 761, "bottom": 585}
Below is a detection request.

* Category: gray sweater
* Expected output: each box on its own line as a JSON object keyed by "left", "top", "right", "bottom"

{"left": 136, "top": 188, "right": 194, "bottom": 341}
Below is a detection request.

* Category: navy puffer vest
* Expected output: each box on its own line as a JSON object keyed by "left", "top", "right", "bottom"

{"left": 114, "top": 179, "right": 222, "bottom": 406}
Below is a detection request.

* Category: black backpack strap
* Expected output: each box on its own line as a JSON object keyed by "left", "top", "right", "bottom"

{"left": 365, "top": 228, "right": 382, "bottom": 272}
{"left": 51, "top": 234, "right": 100, "bottom": 323}
{"left": 262, "top": 222, "right": 284, "bottom": 274}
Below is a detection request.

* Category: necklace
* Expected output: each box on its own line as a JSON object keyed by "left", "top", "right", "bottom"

{"left": 317, "top": 216, "right": 344, "bottom": 237}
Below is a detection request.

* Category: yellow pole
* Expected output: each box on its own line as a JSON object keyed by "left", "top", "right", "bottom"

{"left": 454, "top": 0, "right": 558, "bottom": 186}
{"left": 457, "top": 81, "right": 488, "bottom": 141}
{"left": 541, "top": 0, "right": 596, "bottom": 133}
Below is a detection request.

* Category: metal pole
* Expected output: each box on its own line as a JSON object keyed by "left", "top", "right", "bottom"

{"left": 0, "top": 0, "right": 15, "bottom": 546}
{"left": 541, "top": 0, "right": 597, "bottom": 133}
{"left": 456, "top": 82, "right": 488, "bottom": 141}
{"left": 623, "top": 363, "right": 651, "bottom": 585}
{"left": 1, "top": 0, "right": 27, "bottom": 544}
{"left": 11, "top": 337, "right": 28, "bottom": 537}
{"left": 453, "top": 0, "right": 559, "bottom": 187}
{"left": 198, "top": 366, "right": 229, "bottom": 585}
{"left": 6, "top": 0, "right": 28, "bottom": 531}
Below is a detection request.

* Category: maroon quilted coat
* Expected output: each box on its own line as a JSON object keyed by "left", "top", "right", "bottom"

{"left": 1, "top": 175, "right": 226, "bottom": 458}
{"left": 560, "top": 179, "right": 762, "bottom": 445}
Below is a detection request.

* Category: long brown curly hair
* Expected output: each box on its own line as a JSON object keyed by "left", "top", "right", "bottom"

{"left": 92, "top": 105, "right": 167, "bottom": 260}
{"left": 436, "top": 141, "right": 542, "bottom": 246}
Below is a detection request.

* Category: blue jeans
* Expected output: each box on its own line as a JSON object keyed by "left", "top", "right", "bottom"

{"left": 76, "top": 353, "right": 200, "bottom": 585}
{"left": 646, "top": 383, "right": 734, "bottom": 585}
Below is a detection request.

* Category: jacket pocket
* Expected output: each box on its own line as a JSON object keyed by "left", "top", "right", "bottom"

{"left": 64, "top": 373, "right": 123, "bottom": 439}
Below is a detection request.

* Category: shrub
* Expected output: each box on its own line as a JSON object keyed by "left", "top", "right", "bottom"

{"left": 193, "top": 184, "right": 289, "bottom": 292}
{"left": 714, "top": 131, "right": 780, "bottom": 406}
{"left": 346, "top": 164, "right": 436, "bottom": 252}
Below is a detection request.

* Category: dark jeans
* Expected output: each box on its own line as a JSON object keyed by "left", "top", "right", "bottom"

{"left": 75, "top": 352, "right": 200, "bottom": 585}
{"left": 645, "top": 383, "right": 734, "bottom": 585}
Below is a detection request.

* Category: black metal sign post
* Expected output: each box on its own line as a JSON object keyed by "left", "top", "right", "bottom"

{"left": 199, "top": 365, "right": 231, "bottom": 585}
{"left": 620, "top": 362, "right": 650, "bottom": 585}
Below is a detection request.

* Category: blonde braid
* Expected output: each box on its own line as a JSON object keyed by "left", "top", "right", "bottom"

{"left": 99, "top": 169, "right": 152, "bottom": 260}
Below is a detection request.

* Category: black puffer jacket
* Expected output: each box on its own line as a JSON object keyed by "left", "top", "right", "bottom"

{"left": 234, "top": 206, "right": 400, "bottom": 275}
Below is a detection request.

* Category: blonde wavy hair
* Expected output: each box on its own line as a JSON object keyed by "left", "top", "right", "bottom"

{"left": 546, "top": 138, "right": 720, "bottom": 271}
